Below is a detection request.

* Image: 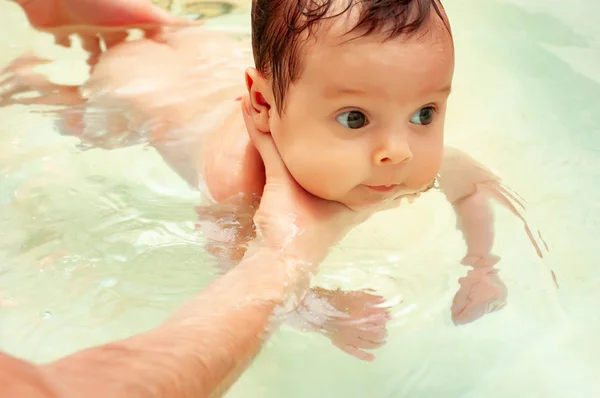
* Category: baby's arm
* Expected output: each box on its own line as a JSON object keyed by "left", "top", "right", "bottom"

{"left": 438, "top": 146, "right": 550, "bottom": 324}
{"left": 438, "top": 146, "right": 547, "bottom": 267}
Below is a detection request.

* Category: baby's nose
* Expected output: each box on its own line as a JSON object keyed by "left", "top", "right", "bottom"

{"left": 372, "top": 133, "right": 413, "bottom": 166}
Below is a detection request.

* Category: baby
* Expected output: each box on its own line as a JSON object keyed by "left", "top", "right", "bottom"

{"left": 1, "top": 0, "right": 549, "bottom": 361}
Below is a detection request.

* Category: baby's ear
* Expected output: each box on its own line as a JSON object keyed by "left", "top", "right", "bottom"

{"left": 244, "top": 67, "right": 273, "bottom": 133}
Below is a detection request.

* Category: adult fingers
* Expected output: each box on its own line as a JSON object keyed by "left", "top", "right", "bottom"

{"left": 241, "top": 96, "right": 289, "bottom": 182}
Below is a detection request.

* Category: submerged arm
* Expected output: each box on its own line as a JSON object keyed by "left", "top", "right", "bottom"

{"left": 1, "top": 239, "right": 328, "bottom": 398}
{"left": 439, "top": 147, "right": 553, "bottom": 324}
{"left": 439, "top": 146, "right": 547, "bottom": 267}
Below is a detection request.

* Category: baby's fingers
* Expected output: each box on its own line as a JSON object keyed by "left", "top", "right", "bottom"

{"left": 452, "top": 302, "right": 487, "bottom": 325}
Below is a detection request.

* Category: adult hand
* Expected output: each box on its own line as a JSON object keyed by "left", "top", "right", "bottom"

{"left": 240, "top": 96, "right": 374, "bottom": 260}
{"left": 297, "top": 288, "right": 390, "bottom": 362}
{"left": 12, "top": 0, "right": 192, "bottom": 63}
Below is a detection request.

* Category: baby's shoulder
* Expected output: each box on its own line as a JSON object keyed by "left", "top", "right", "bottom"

{"left": 201, "top": 109, "right": 265, "bottom": 203}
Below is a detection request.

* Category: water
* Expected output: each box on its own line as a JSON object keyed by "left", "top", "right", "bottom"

{"left": 1, "top": 0, "right": 599, "bottom": 396}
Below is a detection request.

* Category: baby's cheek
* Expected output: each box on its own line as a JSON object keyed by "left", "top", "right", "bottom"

{"left": 276, "top": 127, "right": 359, "bottom": 199}
{"left": 286, "top": 161, "right": 336, "bottom": 200}
{"left": 294, "top": 166, "right": 329, "bottom": 194}
{"left": 408, "top": 153, "right": 442, "bottom": 188}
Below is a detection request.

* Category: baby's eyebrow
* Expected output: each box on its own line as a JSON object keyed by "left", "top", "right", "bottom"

{"left": 322, "top": 84, "right": 452, "bottom": 98}
{"left": 436, "top": 85, "right": 452, "bottom": 95}
{"left": 322, "top": 86, "right": 368, "bottom": 98}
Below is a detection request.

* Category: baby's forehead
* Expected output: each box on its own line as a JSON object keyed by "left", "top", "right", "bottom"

{"left": 296, "top": 22, "right": 454, "bottom": 98}
{"left": 303, "top": 21, "right": 453, "bottom": 70}
{"left": 296, "top": 3, "right": 453, "bottom": 66}
{"left": 316, "top": 4, "right": 451, "bottom": 46}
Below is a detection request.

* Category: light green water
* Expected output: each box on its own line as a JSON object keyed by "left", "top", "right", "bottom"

{"left": 1, "top": 1, "right": 599, "bottom": 397}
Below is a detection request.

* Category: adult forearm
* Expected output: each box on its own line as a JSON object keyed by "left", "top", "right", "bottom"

{"left": 2, "top": 218, "right": 337, "bottom": 398}
{"left": 21, "top": 244, "right": 319, "bottom": 398}
{"left": 0, "top": 250, "right": 305, "bottom": 398}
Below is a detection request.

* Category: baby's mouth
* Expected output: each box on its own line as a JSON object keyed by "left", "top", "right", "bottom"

{"left": 364, "top": 184, "right": 399, "bottom": 193}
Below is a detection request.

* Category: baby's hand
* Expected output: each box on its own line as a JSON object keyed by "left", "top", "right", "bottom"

{"left": 451, "top": 266, "right": 507, "bottom": 325}
{"left": 294, "top": 288, "right": 391, "bottom": 362}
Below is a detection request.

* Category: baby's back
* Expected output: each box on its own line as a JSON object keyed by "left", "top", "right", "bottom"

{"left": 84, "top": 26, "right": 263, "bottom": 200}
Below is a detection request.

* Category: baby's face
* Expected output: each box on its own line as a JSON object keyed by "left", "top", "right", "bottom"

{"left": 268, "top": 18, "right": 455, "bottom": 210}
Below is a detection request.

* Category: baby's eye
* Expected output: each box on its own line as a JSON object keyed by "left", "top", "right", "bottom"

{"left": 336, "top": 110, "right": 368, "bottom": 129}
{"left": 410, "top": 106, "right": 436, "bottom": 125}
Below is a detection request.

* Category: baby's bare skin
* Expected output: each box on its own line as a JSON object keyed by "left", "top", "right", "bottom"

{"left": 1, "top": 26, "right": 391, "bottom": 360}
{"left": 0, "top": 24, "right": 550, "bottom": 360}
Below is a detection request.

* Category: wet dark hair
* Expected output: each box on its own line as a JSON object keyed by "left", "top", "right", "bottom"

{"left": 251, "top": 0, "right": 448, "bottom": 112}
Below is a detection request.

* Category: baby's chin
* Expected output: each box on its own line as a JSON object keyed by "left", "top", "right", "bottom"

{"left": 294, "top": 180, "right": 398, "bottom": 211}
{"left": 296, "top": 183, "right": 356, "bottom": 208}
{"left": 340, "top": 189, "right": 426, "bottom": 212}
{"left": 329, "top": 192, "right": 388, "bottom": 212}
{"left": 297, "top": 177, "right": 438, "bottom": 212}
